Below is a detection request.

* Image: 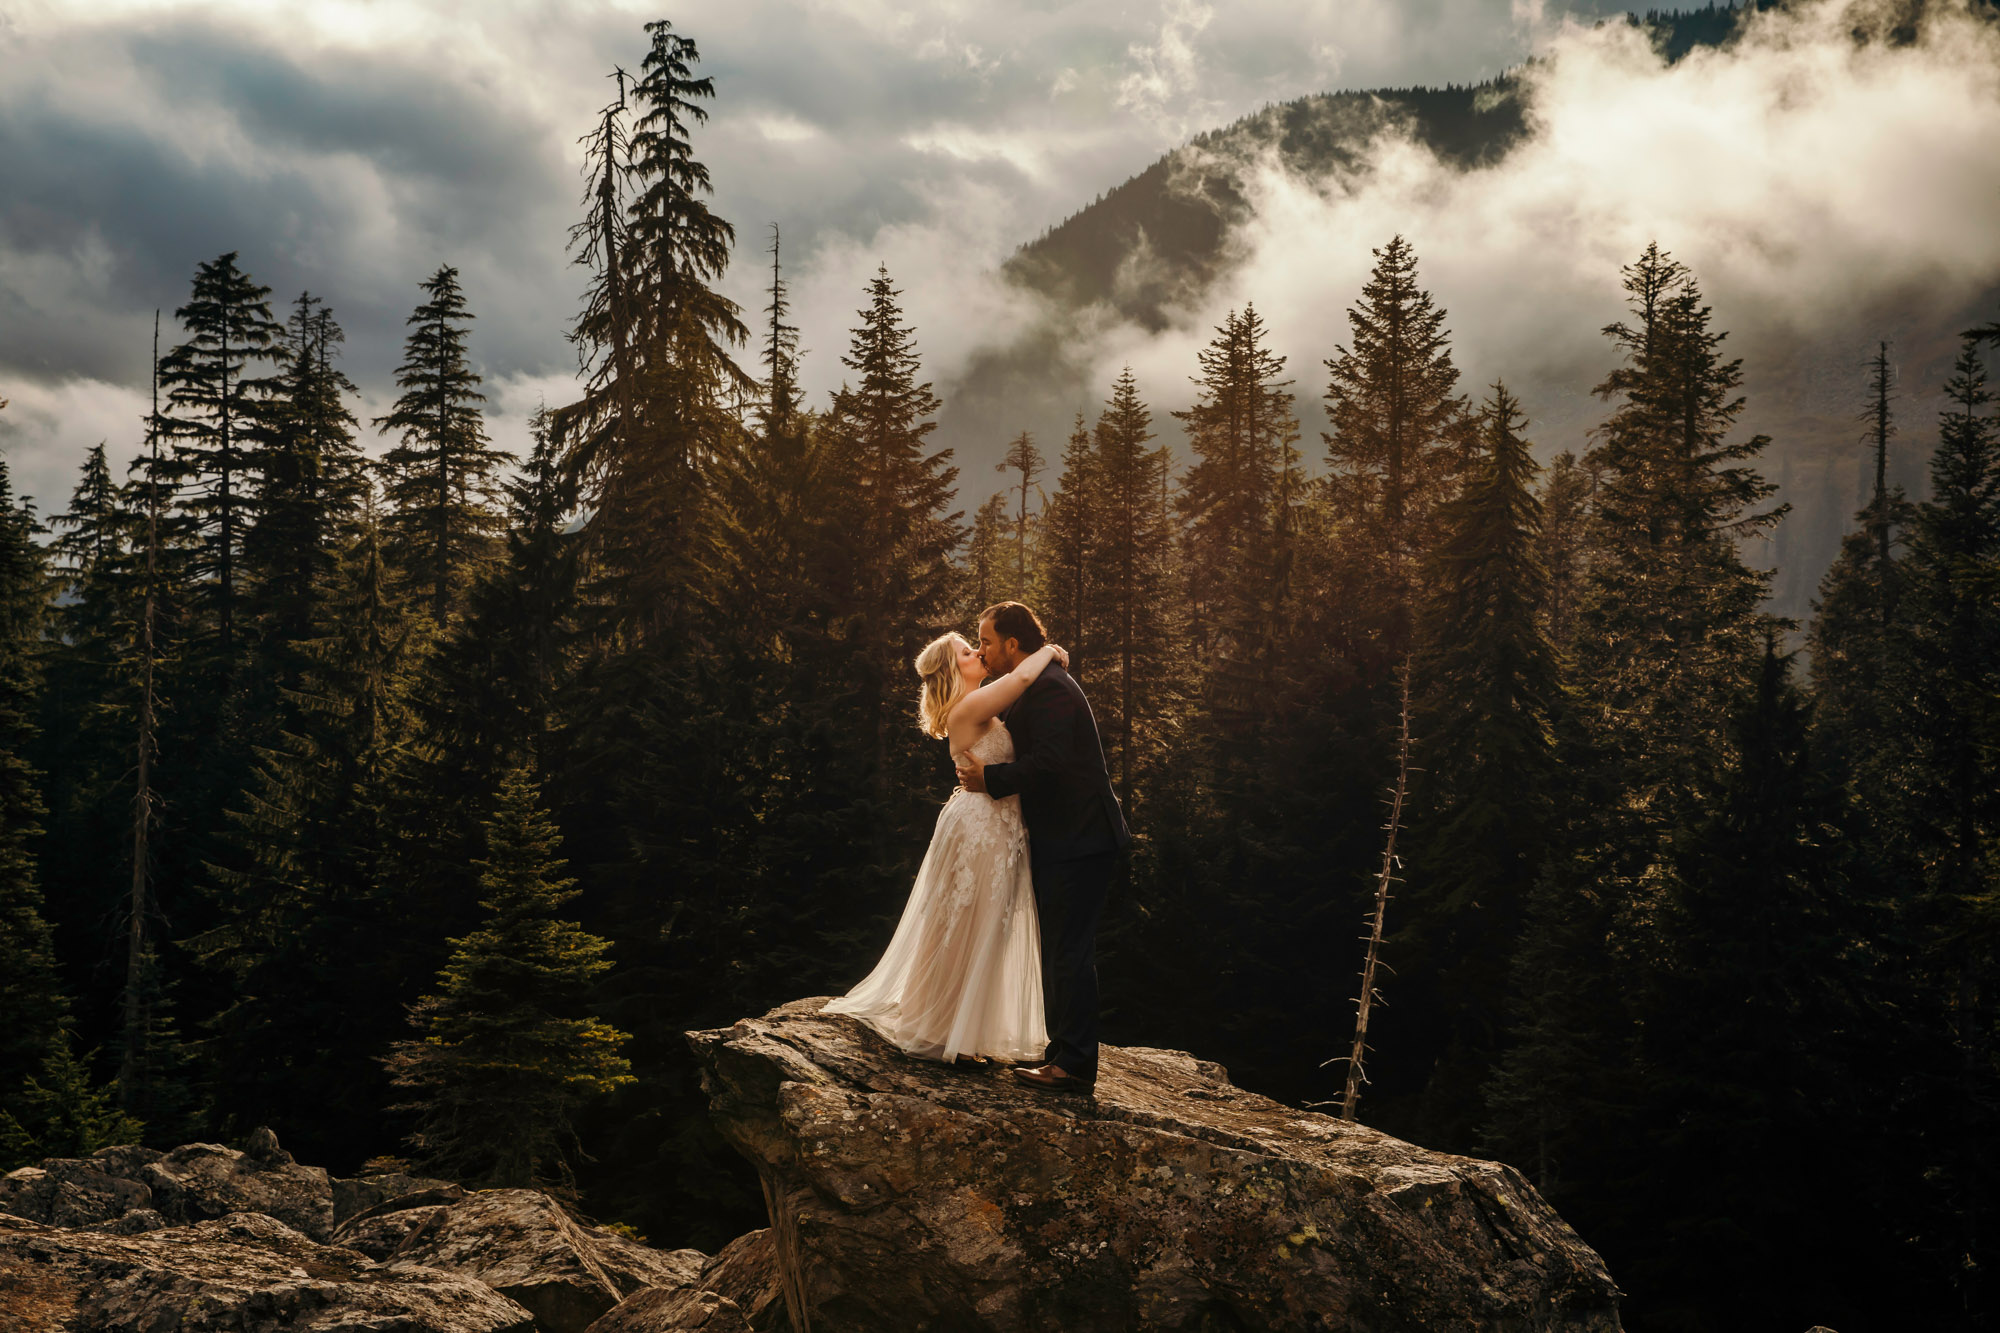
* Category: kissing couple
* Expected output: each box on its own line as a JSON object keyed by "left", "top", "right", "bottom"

{"left": 826, "top": 601, "right": 1130, "bottom": 1093}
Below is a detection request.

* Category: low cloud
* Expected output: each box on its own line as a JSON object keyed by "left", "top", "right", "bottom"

{"left": 1060, "top": 0, "right": 2000, "bottom": 613}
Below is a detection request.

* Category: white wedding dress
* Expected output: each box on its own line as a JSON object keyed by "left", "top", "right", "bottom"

{"left": 825, "top": 720, "right": 1047, "bottom": 1062}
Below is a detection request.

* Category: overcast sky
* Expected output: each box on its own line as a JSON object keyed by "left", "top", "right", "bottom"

{"left": 0, "top": 0, "right": 1637, "bottom": 509}
{"left": 3, "top": 0, "right": 1998, "bottom": 619}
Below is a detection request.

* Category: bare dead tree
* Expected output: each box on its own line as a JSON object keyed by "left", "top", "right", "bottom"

{"left": 119, "top": 312, "right": 164, "bottom": 1107}
{"left": 1333, "top": 658, "right": 1414, "bottom": 1122}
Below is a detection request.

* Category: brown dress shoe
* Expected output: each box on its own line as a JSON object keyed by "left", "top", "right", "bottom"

{"left": 1012, "top": 1064, "right": 1094, "bottom": 1093}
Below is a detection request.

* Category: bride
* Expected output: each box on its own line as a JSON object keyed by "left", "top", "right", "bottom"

{"left": 824, "top": 631, "right": 1067, "bottom": 1063}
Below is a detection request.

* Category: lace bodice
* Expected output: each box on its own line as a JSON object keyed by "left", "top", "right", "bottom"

{"left": 944, "top": 721, "right": 1026, "bottom": 857}
{"left": 964, "top": 720, "right": 1015, "bottom": 766}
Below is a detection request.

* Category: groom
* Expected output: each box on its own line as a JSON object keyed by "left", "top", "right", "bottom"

{"left": 957, "top": 601, "right": 1129, "bottom": 1094}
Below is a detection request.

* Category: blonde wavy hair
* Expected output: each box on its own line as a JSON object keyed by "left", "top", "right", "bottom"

{"left": 914, "top": 632, "right": 972, "bottom": 740}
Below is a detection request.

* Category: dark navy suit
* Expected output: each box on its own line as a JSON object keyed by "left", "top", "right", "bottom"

{"left": 982, "top": 663, "right": 1129, "bottom": 1083}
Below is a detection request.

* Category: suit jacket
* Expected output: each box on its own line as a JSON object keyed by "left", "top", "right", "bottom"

{"left": 982, "top": 663, "right": 1131, "bottom": 863}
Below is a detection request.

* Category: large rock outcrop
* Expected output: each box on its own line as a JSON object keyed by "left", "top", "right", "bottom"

{"left": 0, "top": 1209, "right": 534, "bottom": 1332}
{"left": 690, "top": 998, "right": 1623, "bottom": 1333}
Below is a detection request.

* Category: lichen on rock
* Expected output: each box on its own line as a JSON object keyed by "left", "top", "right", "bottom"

{"left": 689, "top": 997, "right": 1624, "bottom": 1333}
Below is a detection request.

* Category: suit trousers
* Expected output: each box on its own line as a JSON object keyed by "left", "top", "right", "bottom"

{"left": 1032, "top": 849, "right": 1118, "bottom": 1082}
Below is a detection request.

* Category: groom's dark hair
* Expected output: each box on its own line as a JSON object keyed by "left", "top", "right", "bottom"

{"left": 980, "top": 601, "right": 1046, "bottom": 653}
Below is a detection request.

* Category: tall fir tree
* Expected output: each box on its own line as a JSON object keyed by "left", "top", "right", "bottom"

{"left": 1809, "top": 343, "right": 1918, "bottom": 803}
{"left": 1034, "top": 413, "right": 1099, "bottom": 663}
{"left": 967, "top": 491, "right": 1010, "bottom": 610}
{"left": 1174, "top": 304, "right": 1297, "bottom": 667}
{"left": 1401, "top": 383, "right": 1564, "bottom": 1146}
{"left": 386, "top": 766, "right": 631, "bottom": 1191}
{"left": 157, "top": 252, "right": 287, "bottom": 664}
{"left": 1089, "top": 368, "right": 1176, "bottom": 807}
{"left": 250, "top": 293, "right": 364, "bottom": 666}
{"left": 0, "top": 453, "right": 67, "bottom": 1107}
{"left": 374, "top": 266, "right": 507, "bottom": 624}
{"left": 823, "top": 265, "right": 961, "bottom": 827}
{"left": 562, "top": 19, "right": 749, "bottom": 640}
{"left": 1573, "top": 242, "right": 1785, "bottom": 850}
{"left": 1534, "top": 450, "right": 1594, "bottom": 652}
{"left": 1321, "top": 234, "right": 1470, "bottom": 653}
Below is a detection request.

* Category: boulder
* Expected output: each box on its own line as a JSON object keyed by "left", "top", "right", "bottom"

{"left": 582, "top": 1220, "right": 708, "bottom": 1297}
{"left": 84, "top": 1207, "right": 169, "bottom": 1235}
{"left": 138, "top": 1137, "right": 335, "bottom": 1240}
{"left": 388, "top": 1188, "right": 706, "bottom": 1333}
{"left": 331, "top": 1183, "right": 470, "bottom": 1258}
{"left": 87, "top": 1143, "right": 165, "bottom": 1178}
{"left": 694, "top": 1229, "right": 786, "bottom": 1330}
{"left": 0, "top": 1159, "right": 152, "bottom": 1229}
{"left": 333, "top": 1169, "right": 460, "bottom": 1226}
{"left": 690, "top": 998, "right": 1625, "bottom": 1333}
{"left": 0, "top": 1209, "right": 534, "bottom": 1332}
{"left": 337, "top": 1201, "right": 459, "bottom": 1260}
{"left": 585, "top": 1285, "right": 755, "bottom": 1333}
{"left": 582, "top": 1229, "right": 784, "bottom": 1333}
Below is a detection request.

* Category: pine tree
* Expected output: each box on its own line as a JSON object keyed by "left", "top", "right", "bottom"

{"left": 374, "top": 266, "right": 507, "bottom": 623}
{"left": 1534, "top": 450, "right": 1593, "bottom": 651}
{"left": 824, "top": 265, "right": 961, "bottom": 814}
{"left": 560, "top": 19, "right": 749, "bottom": 640}
{"left": 1573, "top": 242, "right": 1785, "bottom": 855}
{"left": 1090, "top": 369, "right": 1175, "bottom": 805}
{"left": 250, "top": 293, "right": 364, "bottom": 661}
{"left": 157, "top": 252, "right": 287, "bottom": 662}
{"left": 1322, "top": 235, "right": 1470, "bottom": 648}
{"left": 1809, "top": 343, "right": 1917, "bottom": 796}
{"left": 386, "top": 766, "right": 631, "bottom": 1191}
{"left": 43, "top": 443, "right": 134, "bottom": 859}
{"left": 0, "top": 454, "right": 67, "bottom": 1104}
{"left": 1175, "top": 304, "right": 1298, "bottom": 664}
{"left": 1404, "top": 383, "right": 1564, "bottom": 1142}
{"left": 967, "top": 492, "right": 1010, "bottom": 609}
{"left": 0, "top": 1032, "right": 143, "bottom": 1170}
{"left": 1034, "top": 413, "right": 1098, "bottom": 662}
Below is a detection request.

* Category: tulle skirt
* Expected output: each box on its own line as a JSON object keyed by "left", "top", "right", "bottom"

{"left": 825, "top": 789, "right": 1046, "bottom": 1062}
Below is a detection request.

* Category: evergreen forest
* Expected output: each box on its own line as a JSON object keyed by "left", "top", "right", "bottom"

{"left": 2, "top": 14, "right": 1997, "bottom": 1333}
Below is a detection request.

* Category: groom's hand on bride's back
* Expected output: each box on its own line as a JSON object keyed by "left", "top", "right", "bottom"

{"left": 956, "top": 752, "right": 987, "bottom": 793}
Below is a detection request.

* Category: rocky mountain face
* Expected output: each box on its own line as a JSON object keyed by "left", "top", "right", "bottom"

{"left": 0, "top": 1133, "right": 781, "bottom": 1333}
{"left": 689, "top": 997, "right": 1622, "bottom": 1333}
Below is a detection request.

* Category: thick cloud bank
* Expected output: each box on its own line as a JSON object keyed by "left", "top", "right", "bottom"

{"left": 1067, "top": 0, "right": 2000, "bottom": 613}
{"left": 0, "top": 0, "right": 1630, "bottom": 508}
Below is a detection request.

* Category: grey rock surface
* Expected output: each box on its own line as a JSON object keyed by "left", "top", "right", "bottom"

{"left": 388, "top": 1188, "right": 705, "bottom": 1333}
{"left": 0, "top": 1209, "right": 534, "bottom": 1333}
{"left": 690, "top": 997, "right": 1625, "bottom": 1333}
{"left": 585, "top": 1284, "right": 755, "bottom": 1332}
{"left": 692, "top": 1229, "right": 785, "bottom": 1331}
{"left": 333, "top": 1169, "right": 460, "bottom": 1226}
{"left": 138, "top": 1138, "right": 336, "bottom": 1240}
{"left": 0, "top": 1159, "right": 152, "bottom": 1229}
{"left": 83, "top": 1206, "right": 169, "bottom": 1235}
